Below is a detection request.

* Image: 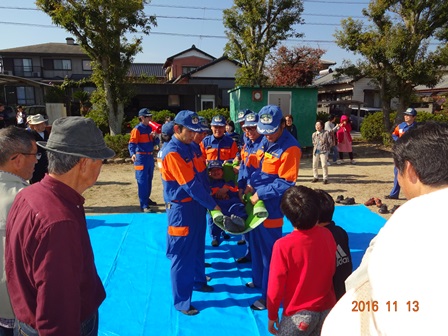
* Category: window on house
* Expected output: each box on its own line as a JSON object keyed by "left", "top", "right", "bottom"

{"left": 168, "top": 95, "right": 180, "bottom": 106}
{"left": 13, "top": 59, "right": 33, "bottom": 77}
{"left": 82, "top": 60, "right": 92, "bottom": 71}
{"left": 201, "top": 95, "right": 215, "bottom": 110}
{"left": 43, "top": 59, "right": 72, "bottom": 70}
{"left": 16, "top": 86, "right": 35, "bottom": 105}
{"left": 182, "top": 66, "right": 197, "bottom": 74}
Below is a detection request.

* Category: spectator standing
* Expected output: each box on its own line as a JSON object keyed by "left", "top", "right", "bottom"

{"left": 385, "top": 107, "right": 417, "bottom": 199}
{"left": 246, "top": 105, "right": 301, "bottom": 311}
{"left": 15, "top": 106, "right": 26, "bottom": 128}
{"left": 315, "top": 189, "right": 352, "bottom": 300}
{"left": 322, "top": 122, "right": 448, "bottom": 335}
{"left": 0, "top": 127, "right": 37, "bottom": 336}
{"left": 5, "top": 117, "right": 114, "bottom": 336}
{"left": 285, "top": 114, "right": 298, "bottom": 140}
{"left": 267, "top": 186, "right": 336, "bottom": 335}
{"left": 161, "top": 110, "right": 222, "bottom": 316}
{"left": 336, "top": 115, "right": 355, "bottom": 164}
{"left": 324, "top": 114, "right": 340, "bottom": 164}
{"left": 200, "top": 114, "right": 239, "bottom": 246}
{"left": 311, "top": 120, "right": 333, "bottom": 184}
{"left": 128, "top": 108, "right": 160, "bottom": 212}
{"left": 27, "top": 114, "right": 49, "bottom": 184}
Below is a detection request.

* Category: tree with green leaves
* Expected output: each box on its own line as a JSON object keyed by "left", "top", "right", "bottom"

{"left": 334, "top": 0, "right": 448, "bottom": 130}
{"left": 267, "top": 45, "right": 325, "bottom": 86}
{"left": 223, "top": 0, "right": 304, "bottom": 86}
{"left": 36, "top": 0, "right": 157, "bottom": 135}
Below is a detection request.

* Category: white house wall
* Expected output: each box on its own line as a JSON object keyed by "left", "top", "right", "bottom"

{"left": 190, "top": 61, "right": 239, "bottom": 78}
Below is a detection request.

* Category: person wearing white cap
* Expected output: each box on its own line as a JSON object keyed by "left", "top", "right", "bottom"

{"left": 27, "top": 114, "right": 49, "bottom": 183}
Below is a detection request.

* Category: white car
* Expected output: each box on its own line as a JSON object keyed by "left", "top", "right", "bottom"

{"left": 350, "top": 107, "right": 382, "bottom": 130}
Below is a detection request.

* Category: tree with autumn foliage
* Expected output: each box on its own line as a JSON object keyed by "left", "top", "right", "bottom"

{"left": 267, "top": 46, "right": 326, "bottom": 86}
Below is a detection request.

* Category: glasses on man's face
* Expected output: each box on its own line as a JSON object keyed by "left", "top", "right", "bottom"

{"left": 11, "top": 152, "right": 42, "bottom": 160}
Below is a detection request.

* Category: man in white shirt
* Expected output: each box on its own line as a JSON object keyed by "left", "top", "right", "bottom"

{"left": 322, "top": 121, "right": 448, "bottom": 335}
{"left": 0, "top": 127, "right": 37, "bottom": 335}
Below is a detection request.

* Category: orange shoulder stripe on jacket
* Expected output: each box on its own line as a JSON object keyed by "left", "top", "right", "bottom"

{"left": 162, "top": 152, "right": 195, "bottom": 184}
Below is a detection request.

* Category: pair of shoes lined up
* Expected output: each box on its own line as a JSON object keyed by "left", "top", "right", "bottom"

{"left": 311, "top": 178, "right": 329, "bottom": 184}
{"left": 364, "top": 197, "right": 382, "bottom": 207}
{"left": 335, "top": 195, "right": 355, "bottom": 205}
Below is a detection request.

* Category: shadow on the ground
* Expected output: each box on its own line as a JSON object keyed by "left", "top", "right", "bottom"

{"left": 85, "top": 205, "right": 141, "bottom": 214}
{"left": 93, "top": 181, "right": 132, "bottom": 186}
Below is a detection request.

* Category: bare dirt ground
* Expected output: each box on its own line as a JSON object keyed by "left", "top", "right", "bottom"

{"left": 84, "top": 141, "right": 406, "bottom": 220}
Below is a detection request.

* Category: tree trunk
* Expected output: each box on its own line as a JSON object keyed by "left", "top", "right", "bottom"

{"left": 379, "top": 76, "right": 392, "bottom": 131}
{"left": 103, "top": 77, "right": 123, "bottom": 135}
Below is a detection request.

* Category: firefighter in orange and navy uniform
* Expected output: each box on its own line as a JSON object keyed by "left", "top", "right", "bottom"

{"left": 200, "top": 114, "right": 239, "bottom": 246}
{"left": 245, "top": 105, "right": 301, "bottom": 311}
{"left": 235, "top": 111, "right": 264, "bottom": 262}
{"left": 128, "top": 108, "right": 160, "bottom": 212}
{"left": 161, "top": 110, "right": 222, "bottom": 316}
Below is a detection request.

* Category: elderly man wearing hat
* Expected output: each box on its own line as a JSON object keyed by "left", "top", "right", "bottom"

{"left": 27, "top": 114, "right": 49, "bottom": 183}
{"left": 200, "top": 114, "right": 239, "bottom": 246}
{"left": 245, "top": 105, "right": 301, "bottom": 311}
{"left": 5, "top": 117, "right": 114, "bottom": 335}
{"left": 385, "top": 107, "right": 418, "bottom": 200}
{"left": 161, "top": 110, "right": 223, "bottom": 316}
{"left": 128, "top": 108, "right": 160, "bottom": 212}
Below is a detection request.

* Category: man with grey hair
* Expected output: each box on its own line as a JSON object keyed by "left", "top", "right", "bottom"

{"left": 0, "top": 126, "right": 37, "bottom": 336}
{"left": 5, "top": 117, "right": 114, "bottom": 336}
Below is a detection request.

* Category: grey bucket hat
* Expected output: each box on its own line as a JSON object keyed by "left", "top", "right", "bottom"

{"left": 37, "top": 117, "right": 115, "bottom": 159}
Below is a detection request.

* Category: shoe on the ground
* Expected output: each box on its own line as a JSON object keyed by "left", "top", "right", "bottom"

{"left": 351, "top": 160, "right": 356, "bottom": 165}
{"left": 206, "top": 275, "right": 212, "bottom": 282}
{"left": 311, "top": 178, "right": 318, "bottom": 183}
{"left": 245, "top": 282, "right": 256, "bottom": 288}
{"left": 250, "top": 299, "right": 267, "bottom": 311}
{"left": 327, "top": 161, "right": 331, "bottom": 166}
{"left": 336, "top": 160, "right": 342, "bottom": 164}
{"left": 195, "top": 284, "right": 214, "bottom": 292}
{"left": 237, "top": 239, "right": 246, "bottom": 245}
{"left": 374, "top": 197, "right": 382, "bottom": 207}
{"left": 204, "top": 262, "right": 212, "bottom": 268}
{"left": 335, "top": 195, "right": 344, "bottom": 203}
{"left": 223, "top": 233, "right": 230, "bottom": 240}
{"left": 341, "top": 197, "right": 355, "bottom": 205}
{"left": 323, "top": 179, "right": 329, "bottom": 184}
{"left": 389, "top": 204, "right": 400, "bottom": 214}
{"left": 181, "top": 305, "right": 199, "bottom": 316}
{"left": 147, "top": 199, "right": 157, "bottom": 206}
{"left": 142, "top": 207, "right": 153, "bottom": 213}
{"left": 378, "top": 204, "right": 389, "bottom": 214}
{"left": 364, "top": 197, "right": 375, "bottom": 206}
{"left": 237, "top": 256, "right": 251, "bottom": 264}
{"left": 211, "top": 239, "right": 219, "bottom": 247}
{"left": 385, "top": 195, "right": 398, "bottom": 200}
